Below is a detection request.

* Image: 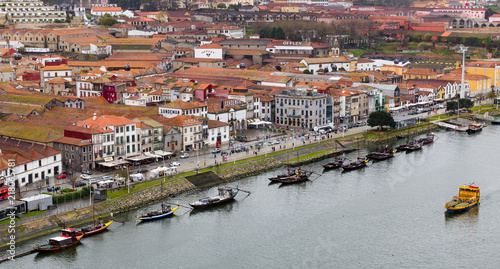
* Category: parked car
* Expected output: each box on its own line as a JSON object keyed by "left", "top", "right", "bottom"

{"left": 211, "top": 148, "right": 221, "bottom": 154}
{"left": 46, "top": 186, "right": 61, "bottom": 192}
{"left": 89, "top": 178, "right": 99, "bottom": 184}
{"left": 80, "top": 174, "right": 91, "bottom": 180}
{"left": 74, "top": 181, "right": 87, "bottom": 187}
{"left": 180, "top": 153, "right": 189, "bottom": 159}
{"left": 82, "top": 169, "right": 92, "bottom": 175}
{"left": 170, "top": 161, "right": 181, "bottom": 166}
{"left": 57, "top": 173, "right": 68, "bottom": 179}
{"left": 272, "top": 140, "right": 280, "bottom": 144}
{"left": 101, "top": 176, "right": 113, "bottom": 181}
{"left": 137, "top": 168, "right": 149, "bottom": 174}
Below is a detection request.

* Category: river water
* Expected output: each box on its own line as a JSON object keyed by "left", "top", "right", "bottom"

{"left": 9, "top": 126, "right": 500, "bottom": 268}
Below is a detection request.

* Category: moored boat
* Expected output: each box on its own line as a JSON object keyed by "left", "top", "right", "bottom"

{"left": 79, "top": 220, "right": 114, "bottom": 235}
{"left": 34, "top": 230, "right": 83, "bottom": 253}
{"left": 418, "top": 133, "right": 435, "bottom": 144}
{"left": 405, "top": 141, "right": 423, "bottom": 152}
{"left": 322, "top": 156, "right": 345, "bottom": 169}
{"left": 366, "top": 148, "right": 395, "bottom": 161}
{"left": 491, "top": 118, "right": 500, "bottom": 125}
{"left": 269, "top": 169, "right": 313, "bottom": 184}
{"left": 136, "top": 203, "right": 179, "bottom": 221}
{"left": 466, "top": 123, "right": 485, "bottom": 133}
{"left": 342, "top": 157, "right": 369, "bottom": 171}
{"left": 444, "top": 185, "right": 480, "bottom": 213}
{"left": 189, "top": 186, "right": 250, "bottom": 209}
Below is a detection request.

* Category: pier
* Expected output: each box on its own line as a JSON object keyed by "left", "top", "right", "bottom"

{"left": 433, "top": 121, "right": 468, "bottom": 132}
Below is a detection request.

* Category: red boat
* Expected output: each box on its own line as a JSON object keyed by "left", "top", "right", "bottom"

{"left": 34, "top": 229, "right": 83, "bottom": 253}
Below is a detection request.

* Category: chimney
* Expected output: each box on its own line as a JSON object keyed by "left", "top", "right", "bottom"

{"left": 93, "top": 113, "right": 97, "bottom": 120}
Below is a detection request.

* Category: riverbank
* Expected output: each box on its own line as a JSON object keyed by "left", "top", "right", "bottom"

{"left": 0, "top": 120, "right": 442, "bottom": 248}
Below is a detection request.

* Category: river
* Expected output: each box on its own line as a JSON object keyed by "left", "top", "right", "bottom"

{"left": 8, "top": 126, "right": 500, "bottom": 268}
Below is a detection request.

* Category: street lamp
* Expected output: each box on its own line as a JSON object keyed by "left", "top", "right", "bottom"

{"left": 457, "top": 45, "right": 468, "bottom": 99}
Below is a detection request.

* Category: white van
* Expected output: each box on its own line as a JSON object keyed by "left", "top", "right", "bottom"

{"left": 130, "top": 173, "right": 145, "bottom": 182}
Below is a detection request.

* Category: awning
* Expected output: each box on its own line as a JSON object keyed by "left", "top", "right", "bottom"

{"left": 126, "top": 154, "right": 152, "bottom": 161}
{"left": 98, "top": 160, "right": 129, "bottom": 167}
{"left": 154, "top": 150, "right": 173, "bottom": 157}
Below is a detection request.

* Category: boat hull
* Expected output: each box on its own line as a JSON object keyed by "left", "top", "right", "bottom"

{"left": 136, "top": 207, "right": 178, "bottom": 221}
{"left": 322, "top": 162, "right": 342, "bottom": 169}
{"left": 82, "top": 220, "right": 113, "bottom": 236}
{"left": 189, "top": 197, "right": 235, "bottom": 209}
{"left": 34, "top": 235, "right": 83, "bottom": 253}
{"left": 342, "top": 162, "right": 367, "bottom": 171}
{"left": 445, "top": 201, "right": 479, "bottom": 213}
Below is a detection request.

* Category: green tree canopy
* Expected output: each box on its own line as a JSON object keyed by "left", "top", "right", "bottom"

{"left": 275, "top": 27, "right": 286, "bottom": 40}
{"left": 424, "top": 33, "right": 432, "bottom": 42}
{"left": 259, "top": 28, "right": 268, "bottom": 38}
{"left": 367, "top": 110, "right": 395, "bottom": 129}
{"left": 217, "top": 3, "right": 226, "bottom": 9}
{"left": 447, "top": 101, "right": 458, "bottom": 111}
{"left": 269, "top": 27, "right": 277, "bottom": 39}
{"left": 459, "top": 98, "right": 473, "bottom": 109}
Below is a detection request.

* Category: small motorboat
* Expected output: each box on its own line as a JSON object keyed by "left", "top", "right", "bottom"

{"left": 418, "top": 133, "right": 435, "bottom": 145}
{"left": 445, "top": 185, "right": 480, "bottom": 213}
{"left": 34, "top": 229, "right": 83, "bottom": 253}
{"left": 466, "top": 123, "right": 485, "bottom": 133}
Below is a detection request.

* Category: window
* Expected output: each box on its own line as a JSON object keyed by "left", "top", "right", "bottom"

{"left": 127, "top": 136, "right": 130, "bottom": 143}
{"left": 132, "top": 136, "right": 135, "bottom": 142}
{"left": 83, "top": 155, "right": 86, "bottom": 162}
{"left": 127, "top": 145, "right": 130, "bottom": 153}
{"left": 39, "top": 160, "right": 42, "bottom": 167}
{"left": 53, "top": 156, "right": 57, "bottom": 161}
{"left": 126, "top": 126, "right": 130, "bottom": 132}
{"left": 48, "top": 169, "right": 51, "bottom": 174}
{"left": 132, "top": 125, "right": 135, "bottom": 131}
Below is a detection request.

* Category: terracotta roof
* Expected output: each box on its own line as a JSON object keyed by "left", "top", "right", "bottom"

{"left": 197, "top": 43, "right": 224, "bottom": 49}
{"left": 92, "top": 7, "right": 122, "bottom": 12}
{"left": 47, "top": 77, "right": 68, "bottom": 84}
{"left": 160, "top": 115, "right": 202, "bottom": 127}
{"left": 41, "top": 65, "right": 73, "bottom": 71}
{"left": 207, "top": 119, "right": 230, "bottom": 129}
{"left": 0, "top": 139, "right": 60, "bottom": 170}
{"left": 160, "top": 99, "right": 207, "bottom": 109}
{"left": 76, "top": 115, "right": 137, "bottom": 132}
{"left": 53, "top": 136, "right": 93, "bottom": 146}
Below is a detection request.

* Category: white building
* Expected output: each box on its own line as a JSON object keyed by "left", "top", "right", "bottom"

{"left": 158, "top": 100, "right": 208, "bottom": 118}
{"left": 194, "top": 43, "right": 225, "bottom": 60}
{"left": 124, "top": 97, "right": 147, "bottom": 106}
{"left": 82, "top": 43, "right": 112, "bottom": 55}
{"left": 76, "top": 114, "right": 141, "bottom": 160}
{"left": 0, "top": 140, "right": 62, "bottom": 188}
{"left": 356, "top": 58, "right": 375, "bottom": 71}
{"left": 0, "top": 0, "right": 66, "bottom": 24}
{"left": 207, "top": 120, "right": 230, "bottom": 147}
{"left": 299, "top": 56, "right": 351, "bottom": 74}
{"left": 40, "top": 65, "right": 73, "bottom": 87}
{"left": 90, "top": 5, "right": 123, "bottom": 17}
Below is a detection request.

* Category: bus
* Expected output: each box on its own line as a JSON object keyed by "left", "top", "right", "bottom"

{"left": 0, "top": 186, "right": 8, "bottom": 201}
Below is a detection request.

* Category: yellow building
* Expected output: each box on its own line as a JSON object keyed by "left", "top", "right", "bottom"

{"left": 439, "top": 72, "right": 492, "bottom": 96}
{"left": 465, "top": 61, "right": 500, "bottom": 88}
{"left": 403, "top": 68, "right": 438, "bottom": 80}
{"left": 281, "top": 6, "right": 299, "bottom": 13}
{"left": 380, "top": 65, "right": 406, "bottom": 76}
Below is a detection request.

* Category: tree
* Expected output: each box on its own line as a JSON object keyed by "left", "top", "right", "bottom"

{"left": 303, "top": 70, "right": 311, "bottom": 74}
{"left": 217, "top": 3, "right": 226, "bottom": 9}
{"left": 269, "top": 27, "right": 276, "bottom": 39}
{"left": 65, "top": 14, "right": 71, "bottom": 23}
{"left": 259, "top": 28, "right": 268, "bottom": 38}
{"left": 486, "top": 88, "right": 498, "bottom": 100}
{"left": 447, "top": 101, "right": 458, "bottom": 111}
{"left": 367, "top": 110, "right": 395, "bottom": 130}
{"left": 275, "top": 27, "right": 286, "bottom": 40}
{"left": 424, "top": 33, "right": 432, "bottom": 42}
{"left": 458, "top": 98, "right": 473, "bottom": 109}
{"left": 485, "top": 8, "right": 496, "bottom": 20}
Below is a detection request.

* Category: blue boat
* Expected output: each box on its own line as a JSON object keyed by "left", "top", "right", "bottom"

{"left": 135, "top": 203, "right": 178, "bottom": 221}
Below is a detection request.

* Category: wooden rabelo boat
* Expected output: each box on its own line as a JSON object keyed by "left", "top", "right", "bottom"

{"left": 269, "top": 151, "right": 314, "bottom": 184}
{"left": 342, "top": 157, "right": 369, "bottom": 171}
{"left": 269, "top": 169, "right": 313, "bottom": 184}
{"left": 418, "top": 133, "right": 435, "bottom": 144}
{"left": 366, "top": 148, "right": 395, "bottom": 161}
{"left": 323, "top": 156, "right": 345, "bottom": 169}
{"left": 445, "top": 185, "right": 480, "bottom": 213}
{"left": 405, "top": 141, "right": 423, "bottom": 152}
{"left": 189, "top": 186, "right": 250, "bottom": 209}
{"left": 34, "top": 229, "right": 83, "bottom": 253}
{"left": 136, "top": 203, "right": 179, "bottom": 221}
{"left": 79, "top": 220, "right": 114, "bottom": 235}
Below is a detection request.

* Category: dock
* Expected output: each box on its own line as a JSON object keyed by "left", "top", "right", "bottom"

{"left": 433, "top": 122, "right": 468, "bottom": 132}
{"left": 0, "top": 249, "right": 36, "bottom": 263}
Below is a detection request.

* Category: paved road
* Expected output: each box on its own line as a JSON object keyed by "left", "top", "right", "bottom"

{"left": 21, "top": 108, "right": 446, "bottom": 199}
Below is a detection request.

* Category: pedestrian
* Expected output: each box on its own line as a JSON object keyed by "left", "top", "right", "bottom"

{"left": 214, "top": 154, "right": 216, "bottom": 158}
{"left": 280, "top": 145, "right": 282, "bottom": 150}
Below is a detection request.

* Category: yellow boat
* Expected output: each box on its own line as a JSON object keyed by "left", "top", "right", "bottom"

{"left": 444, "top": 185, "right": 480, "bottom": 213}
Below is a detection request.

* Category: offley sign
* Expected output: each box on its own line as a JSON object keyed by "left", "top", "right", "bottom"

{"left": 282, "top": 41, "right": 302, "bottom": 46}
